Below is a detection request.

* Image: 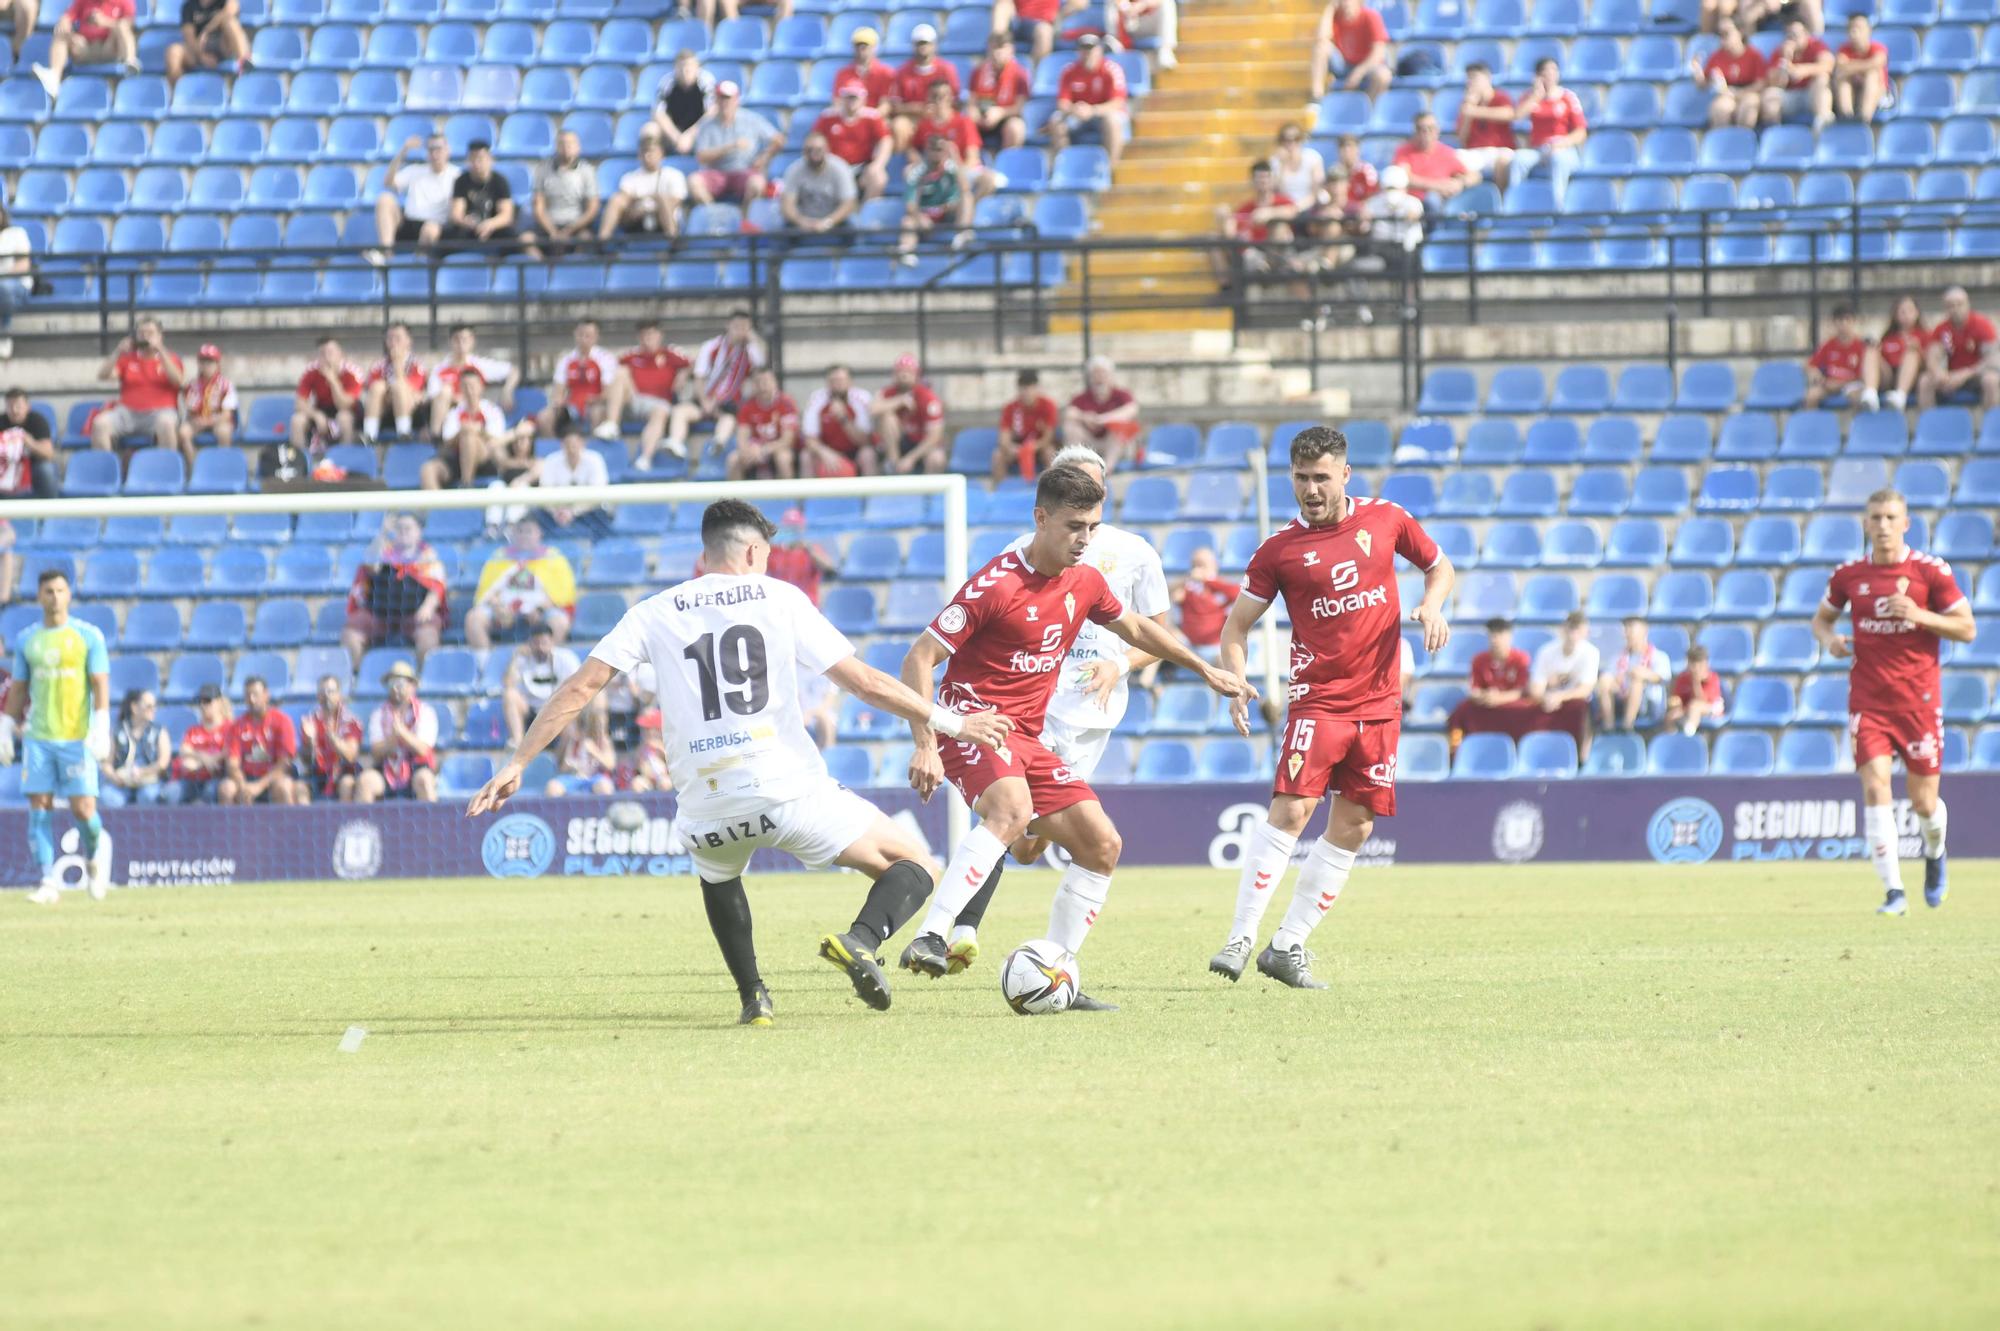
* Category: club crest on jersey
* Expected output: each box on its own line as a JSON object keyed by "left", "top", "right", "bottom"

{"left": 1064, "top": 593, "right": 1076, "bottom": 622}
{"left": 1302, "top": 550, "right": 1321, "bottom": 567}
{"left": 1024, "top": 605, "right": 1040, "bottom": 622}
{"left": 1355, "top": 529, "right": 1372, "bottom": 557}
{"left": 938, "top": 604, "right": 968, "bottom": 634}
{"left": 1285, "top": 751, "right": 1305, "bottom": 781}
{"left": 1858, "top": 582, "right": 1869, "bottom": 595}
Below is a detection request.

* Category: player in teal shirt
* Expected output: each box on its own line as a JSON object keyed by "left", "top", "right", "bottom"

{"left": 8, "top": 569, "right": 112, "bottom": 903}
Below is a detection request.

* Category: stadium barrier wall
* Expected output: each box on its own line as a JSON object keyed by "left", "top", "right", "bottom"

{"left": 5, "top": 774, "right": 1995, "bottom": 889}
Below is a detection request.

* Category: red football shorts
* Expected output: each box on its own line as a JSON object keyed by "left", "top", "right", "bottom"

{"left": 941, "top": 729, "right": 1098, "bottom": 817}
{"left": 1273, "top": 712, "right": 1400, "bottom": 816}
{"left": 1850, "top": 709, "right": 1943, "bottom": 776}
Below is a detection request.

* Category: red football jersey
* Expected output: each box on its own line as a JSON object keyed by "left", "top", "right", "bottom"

{"left": 1328, "top": 6, "right": 1388, "bottom": 66}
{"left": 970, "top": 58, "right": 1030, "bottom": 109}
{"left": 555, "top": 346, "right": 618, "bottom": 410}
{"left": 999, "top": 394, "right": 1059, "bottom": 444}
{"left": 894, "top": 57, "right": 961, "bottom": 107}
{"left": 1459, "top": 89, "right": 1515, "bottom": 151}
{"left": 303, "top": 707, "right": 364, "bottom": 781}
{"left": 926, "top": 550, "right": 1125, "bottom": 736}
{"left": 298, "top": 364, "right": 363, "bottom": 412}
{"left": 736, "top": 392, "right": 799, "bottom": 445}
{"left": 1525, "top": 88, "right": 1587, "bottom": 146}
{"left": 766, "top": 544, "right": 823, "bottom": 607}
{"left": 1706, "top": 46, "right": 1767, "bottom": 87}
{"left": 1014, "top": 0, "right": 1059, "bottom": 20}
{"left": 368, "top": 356, "right": 425, "bottom": 392}
{"left": 813, "top": 108, "right": 889, "bottom": 165}
{"left": 1178, "top": 577, "right": 1240, "bottom": 648}
{"left": 228, "top": 708, "right": 299, "bottom": 779}
{"left": 1343, "top": 160, "right": 1379, "bottom": 208}
{"left": 1822, "top": 551, "right": 1965, "bottom": 713}
{"left": 1246, "top": 498, "right": 1443, "bottom": 721}
{"left": 910, "top": 113, "right": 981, "bottom": 162}
{"left": 1929, "top": 313, "right": 1997, "bottom": 371}
{"left": 1470, "top": 647, "right": 1531, "bottom": 693}
{"left": 1671, "top": 669, "right": 1723, "bottom": 709}
{"left": 174, "top": 723, "right": 229, "bottom": 782}
{"left": 877, "top": 381, "right": 943, "bottom": 442}
{"left": 1810, "top": 335, "right": 1868, "bottom": 382}
{"left": 835, "top": 61, "right": 897, "bottom": 107}
{"left": 1058, "top": 58, "right": 1126, "bottom": 106}
{"left": 1781, "top": 37, "right": 1831, "bottom": 88}
{"left": 621, "top": 345, "right": 690, "bottom": 400}
{"left": 1879, "top": 326, "right": 1924, "bottom": 369}
{"left": 1232, "top": 192, "right": 1296, "bottom": 244}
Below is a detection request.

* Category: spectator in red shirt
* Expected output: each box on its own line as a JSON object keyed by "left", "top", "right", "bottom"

{"left": 1920, "top": 285, "right": 2000, "bottom": 410}
{"left": 994, "top": 368, "right": 1060, "bottom": 482}
{"left": 301, "top": 673, "right": 365, "bottom": 804}
{"left": 1805, "top": 304, "right": 1879, "bottom": 411}
{"left": 165, "top": 0, "right": 250, "bottom": 90}
{"left": 291, "top": 335, "right": 362, "bottom": 453}
{"left": 361, "top": 321, "right": 428, "bottom": 442}
{"left": 802, "top": 363, "right": 876, "bottom": 477}
{"left": 424, "top": 323, "right": 519, "bottom": 438}
{"left": 1049, "top": 34, "right": 1129, "bottom": 168}
{"left": 1764, "top": 19, "right": 1834, "bottom": 130}
{"left": 910, "top": 81, "right": 999, "bottom": 204}
{"left": 0, "top": 388, "right": 56, "bottom": 498}
{"left": 969, "top": 33, "right": 1031, "bottom": 151}
{"left": 1393, "top": 112, "right": 1478, "bottom": 212}
{"left": 874, "top": 352, "right": 948, "bottom": 474}
{"left": 168, "top": 684, "right": 232, "bottom": 805}
{"left": 1329, "top": 133, "right": 1378, "bottom": 217}
{"left": 835, "top": 26, "right": 896, "bottom": 108}
{"left": 728, "top": 368, "right": 800, "bottom": 481}
{"left": 1454, "top": 62, "right": 1517, "bottom": 192}
{"left": 1834, "top": 14, "right": 1888, "bottom": 123}
{"left": 890, "top": 24, "right": 961, "bottom": 151}
{"left": 1219, "top": 161, "right": 1298, "bottom": 277}
{"left": 1874, "top": 294, "right": 1928, "bottom": 411}
{"left": 1695, "top": 19, "right": 1767, "bottom": 129}
{"left": 224, "top": 674, "right": 304, "bottom": 806}
{"left": 991, "top": 0, "right": 1085, "bottom": 65}
{"left": 536, "top": 318, "right": 620, "bottom": 439}
{"left": 1062, "top": 354, "right": 1141, "bottom": 470}
{"left": 1510, "top": 59, "right": 1588, "bottom": 209}
{"left": 1173, "top": 547, "right": 1240, "bottom": 657}
{"left": 1310, "top": 0, "right": 1394, "bottom": 101}
{"left": 91, "top": 316, "right": 186, "bottom": 455}
{"left": 33, "top": 0, "right": 136, "bottom": 101}
{"left": 766, "top": 507, "right": 837, "bottom": 608}
{"left": 814, "top": 79, "right": 893, "bottom": 199}
{"left": 597, "top": 320, "right": 691, "bottom": 462}
{"left": 1662, "top": 645, "right": 1724, "bottom": 737}
{"left": 1446, "top": 618, "right": 1536, "bottom": 756}
{"left": 177, "top": 343, "right": 237, "bottom": 462}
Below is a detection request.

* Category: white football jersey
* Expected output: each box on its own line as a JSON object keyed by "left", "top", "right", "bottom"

{"left": 1005, "top": 523, "right": 1168, "bottom": 729}
{"left": 589, "top": 573, "right": 854, "bottom": 818}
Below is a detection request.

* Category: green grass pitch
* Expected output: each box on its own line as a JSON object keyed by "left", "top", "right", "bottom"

{"left": 3, "top": 862, "right": 1996, "bottom": 1330}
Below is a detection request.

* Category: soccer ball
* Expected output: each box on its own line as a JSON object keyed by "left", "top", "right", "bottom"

{"left": 605, "top": 800, "right": 649, "bottom": 833}
{"left": 999, "top": 940, "right": 1078, "bottom": 1016}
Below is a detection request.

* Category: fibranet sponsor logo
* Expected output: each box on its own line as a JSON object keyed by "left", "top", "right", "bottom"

{"left": 1007, "top": 651, "right": 1062, "bottom": 673}
{"left": 1729, "top": 798, "right": 1921, "bottom": 862}
{"left": 562, "top": 813, "right": 693, "bottom": 876}
{"left": 1309, "top": 585, "right": 1388, "bottom": 620}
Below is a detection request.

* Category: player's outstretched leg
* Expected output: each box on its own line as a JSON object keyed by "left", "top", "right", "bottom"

{"left": 1031, "top": 800, "right": 1122, "bottom": 1012}
{"left": 1212, "top": 806, "right": 1307, "bottom": 980}
{"left": 819, "top": 858, "right": 934, "bottom": 1011}
{"left": 901, "top": 779, "right": 1031, "bottom": 978}
{"left": 701, "top": 876, "right": 772, "bottom": 1025}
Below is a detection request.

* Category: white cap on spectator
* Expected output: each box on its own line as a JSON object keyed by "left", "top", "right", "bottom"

{"left": 1381, "top": 164, "right": 1410, "bottom": 191}
{"left": 716, "top": 79, "right": 741, "bottom": 97}
{"left": 911, "top": 22, "right": 937, "bottom": 42}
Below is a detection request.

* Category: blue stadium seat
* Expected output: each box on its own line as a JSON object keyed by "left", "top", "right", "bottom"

{"left": 1712, "top": 732, "right": 1775, "bottom": 776}
{"left": 1753, "top": 623, "right": 1820, "bottom": 673}
{"left": 1151, "top": 685, "right": 1215, "bottom": 737}
{"left": 1453, "top": 734, "right": 1516, "bottom": 779}
{"left": 1197, "top": 740, "right": 1262, "bottom": 783}
{"left": 1418, "top": 368, "right": 1478, "bottom": 414}
{"left": 1519, "top": 573, "right": 1581, "bottom": 623}
{"left": 1628, "top": 467, "right": 1691, "bottom": 516}
{"left": 1549, "top": 364, "right": 1611, "bottom": 413}
{"left": 1437, "top": 472, "right": 1497, "bottom": 518}
{"left": 1671, "top": 517, "right": 1735, "bottom": 568}
{"left": 1134, "top": 740, "right": 1196, "bottom": 783}
{"left": 1539, "top": 520, "right": 1603, "bottom": 569}
{"left": 1940, "top": 673, "right": 1987, "bottom": 725}
{"left": 1569, "top": 469, "right": 1632, "bottom": 517}
{"left": 1934, "top": 513, "right": 1993, "bottom": 561}
{"left": 1803, "top": 515, "right": 1864, "bottom": 567}
{"left": 1696, "top": 465, "right": 1759, "bottom": 511}
{"left": 1483, "top": 366, "right": 1545, "bottom": 413}
{"left": 438, "top": 755, "right": 496, "bottom": 799}
{"left": 1735, "top": 516, "right": 1801, "bottom": 568}
{"left": 1523, "top": 419, "right": 1583, "bottom": 465}
{"left": 1645, "top": 733, "right": 1708, "bottom": 777}
{"left": 1581, "top": 573, "right": 1642, "bottom": 620}
{"left": 80, "top": 550, "right": 141, "bottom": 599}
{"left": 1674, "top": 361, "right": 1737, "bottom": 411}
{"left": 123, "top": 452, "right": 186, "bottom": 497}
{"left": 1612, "top": 363, "right": 1673, "bottom": 412}
{"left": 1650, "top": 570, "right": 1713, "bottom": 621}
{"left": 1400, "top": 734, "right": 1451, "bottom": 782}
{"left": 1715, "top": 568, "right": 1779, "bottom": 619}
{"left": 1516, "top": 731, "right": 1578, "bottom": 779}
{"left": 1775, "top": 730, "right": 1842, "bottom": 776}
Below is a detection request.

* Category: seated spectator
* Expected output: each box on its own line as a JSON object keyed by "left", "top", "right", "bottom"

{"left": 1695, "top": 19, "right": 1767, "bottom": 129}
{"left": 1529, "top": 610, "right": 1599, "bottom": 753}
{"left": 695, "top": 0, "right": 785, "bottom": 34}
{"left": 0, "top": 200, "right": 32, "bottom": 361}
{"left": 291, "top": 335, "right": 362, "bottom": 454}
{"left": 995, "top": 368, "right": 1060, "bottom": 482}
{"left": 444, "top": 141, "right": 521, "bottom": 254}
{"left": 91, "top": 317, "right": 185, "bottom": 458}
{"left": 369, "top": 135, "right": 457, "bottom": 265}
{"left": 729, "top": 368, "right": 801, "bottom": 481}
{"left": 33, "top": 0, "right": 137, "bottom": 99}
{"left": 465, "top": 517, "right": 577, "bottom": 655}
{"left": 650, "top": 48, "right": 714, "bottom": 155}
{"left": 1663, "top": 646, "right": 1724, "bottom": 736}
{"left": 1048, "top": 34, "right": 1129, "bottom": 169}
{"left": 537, "top": 318, "right": 619, "bottom": 439}
{"left": 545, "top": 709, "right": 618, "bottom": 797}
{"left": 621, "top": 710, "right": 672, "bottom": 792}
{"left": 1309, "top": 0, "right": 1393, "bottom": 101}
{"left": 1445, "top": 617, "right": 1534, "bottom": 757}
{"left": 99, "top": 687, "right": 170, "bottom": 807}
{"left": 690, "top": 81, "right": 780, "bottom": 213}
{"left": 896, "top": 134, "right": 973, "bottom": 262}
{"left": 528, "top": 130, "right": 599, "bottom": 256}
{"left": 177, "top": 343, "right": 236, "bottom": 459}
{"left": 355, "top": 661, "right": 438, "bottom": 805}
{"left": 164, "top": 0, "right": 248, "bottom": 88}
{"left": 766, "top": 506, "right": 836, "bottom": 606}
{"left": 342, "top": 513, "right": 448, "bottom": 668}
{"left": 1269, "top": 123, "right": 1331, "bottom": 236}
{"left": 421, "top": 368, "right": 532, "bottom": 489}
{"left": 1062, "top": 355, "right": 1141, "bottom": 470}
{"left": 223, "top": 674, "right": 303, "bottom": 806}
{"left": 6, "top": 0, "right": 33, "bottom": 69}
{"left": 1765, "top": 19, "right": 1833, "bottom": 130}
{"left": 166, "top": 684, "right": 230, "bottom": 805}
{"left": 801, "top": 363, "right": 876, "bottom": 477}
{"left": 300, "top": 673, "right": 364, "bottom": 804}
{"left": 992, "top": 0, "right": 1084, "bottom": 65}
{"left": 813, "top": 80, "right": 893, "bottom": 201}
{"left": 1512, "top": 60, "right": 1588, "bottom": 208}
{"left": 969, "top": 34, "right": 1031, "bottom": 152}
{"left": 874, "top": 353, "right": 948, "bottom": 474}
{"left": 1173, "top": 547, "right": 1240, "bottom": 662}
{"left": 1328, "top": 133, "right": 1378, "bottom": 219}
{"left": 889, "top": 23, "right": 962, "bottom": 151}
{"left": 1354, "top": 163, "right": 1425, "bottom": 266}
{"left": 503, "top": 623, "right": 581, "bottom": 747}
{"left": 513, "top": 430, "right": 612, "bottom": 536}
{"left": 361, "top": 321, "right": 427, "bottom": 442}
{"left": 0, "top": 388, "right": 57, "bottom": 498}
{"left": 1112, "top": 0, "right": 1176, "bottom": 69}
{"left": 911, "top": 83, "right": 1001, "bottom": 206}
{"left": 1698, "top": 0, "right": 1733, "bottom": 34}
{"left": 425, "top": 324, "right": 517, "bottom": 436}
{"left": 1833, "top": 13, "right": 1887, "bottom": 123}
{"left": 1805, "top": 304, "right": 1879, "bottom": 411}
{"left": 1220, "top": 161, "right": 1299, "bottom": 277}
{"left": 665, "top": 309, "right": 765, "bottom": 468}
{"left": 1596, "top": 617, "right": 1671, "bottom": 734}
{"left": 598, "top": 133, "right": 687, "bottom": 243}
{"left": 1394, "top": 112, "right": 1478, "bottom": 214}
{"left": 1875, "top": 294, "right": 1928, "bottom": 412}
{"left": 780, "top": 133, "right": 861, "bottom": 234}
{"left": 1739, "top": 0, "right": 1821, "bottom": 35}
{"left": 1454, "top": 63, "right": 1517, "bottom": 192}
{"left": 598, "top": 321, "right": 692, "bottom": 466}
{"left": 834, "top": 26, "right": 896, "bottom": 109}
{"left": 1920, "top": 285, "right": 2000, "bottom": 410}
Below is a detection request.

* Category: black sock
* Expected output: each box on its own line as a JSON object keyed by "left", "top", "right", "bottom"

{"left": 701, "top": 876, "right": 762, "bottom": 1002}
{"left": 953, "top": 860, "right": 1006, "bottom": 932}
{"left": 850, "top": 859, "right": 934, "bottom": 952}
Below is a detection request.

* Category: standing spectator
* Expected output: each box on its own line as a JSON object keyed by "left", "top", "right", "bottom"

{"left": 889, "top": 23, "right": 961, "bottom": 151}
{"left": 1112, "top": 0, "right": 1177, "bottom": 69}
{"left": 689, "top": 81, "right": 780, "bottom": 214}
{"left": 650, "top": 48, "right": 715, "bottom": 154}
{"left": 164, "top": 0, "right": 248, "bottom": 88}
{"left": 1220, "top": 161, "right": 1298, "bottom": 277}
{"left": 911, "top": 82, "right": 1000, "bottom": 208}
{"left": 1393, "top": 112, "right": 1478, "bottom": 212}
{"left": 1833, "top": 14, "right": 1888, "bottom": 123}
{"left": 813, "top": 80, "right": 893, "bottom": 201}
{"left": 1173, "top": 547, "right": 1240, "bottom": 659}
{"left": 1512, "top": 60, "right": 1588, "bottom": 211}
{"left": 1595, "top": 617, "right": 1671, "bottom": 734}
{"left": 597, "top": 132, "right": 688, "bottom": 242}
{"left": 1454, "top": 63, "right": 1517, "bottom": 193}
{"left": 300, "top": 673, "right": 364, "bottom": 804}
{"left": 544, "top": 709, "right": 619, "bottom": 797}
{"left": 290, "top": 335, "right": 362, "bottom": 454}
{"left": 342, "top": 513, "right": 448, "bottom": 668}
{"left": 1309, "top": 0, "right": 1394, "bottom": 101}
{"left": 425, "top": 324, "right": 517, "bottom": 432}
{"left": 98, "top": 688, "right": 170, "bottom": 808}
{"left": 0, "top": 389, "right": 57, "bottom": 498}
{"left": 356, "top": 661, "right": 438, "bottom": 805}
{"left": 1805, "top": 304, "right": 1879, "bottom": 411}
{"left": 834, "top": 26, "right": 895, "bottom": 108}
{"left": 779, "top": 132, "right": 861, "bottom": 234}
{"left": 598, "top": 321, "right": 691, "bottom": 467}
{"left": 537, "top": 318, "right": 619, "bottom": 439}
{"left": 502, "top": 623, "right": 581, "bottom": 748}
{"left": 1529, "top": 610, "right": 1599, "bottom": 753}
{"left": 969, "top": 34, "right": 1031, "bottom": 152}
{"left": 165, "top": 684, "right": 230, "bottom": 805}
{"left": 994, "top": 368, "right": 1060, "bottom": 482}
{"left": 528, "top": 130, "right": 599, "bottom": 256}
{"left": 1048, "top": 34, "right": 1129, "bottom": 169}
{"left": 801, "top": 363, "right": 875, "bottom": 477}
{"left": 991, "top": 0, "right": 1082, "bottom": 64}
{"left": 0, "top": 201, "right": 33, "bottom": 361}
{"left": 420, "top": 368, "right": 527, "bottom": 489}
{"left": 665, "top": 310, "right": 765, "bottom": 467}
{"left": 874, "top": 353, "right": 948, "bottom": 474}
{"left": 1875, "top": 294, "right": 1928, "bottom": 412}
{"left": 1062, "top": 354, "right": 1141, "bottom": 470}
{"left": 444, "top": 141, "right": 521, "bottom": 254}
{"left": 369, "top": 135, "right": 457, "bottom": 265}
{"left": 1765, "top": 19, "right": 1834, "bottom": 130}
{"left": 177, "top": 343, "right": 236, "bottom": 458}
{"left": 360, "top": 322, "right": 427, "bottom": 443}
{"left": 896, "top": 133, "right": 972, "bottom": 262}
{"left": 223, "top": 674, "right": 303, "bottom": 806}
{"left": 728, "top": 368, "right": 800, "bottom": 481}
{"left": 1662, "top": 645, "right": 1724, "bottom": 736}
{"left": 1695, "top": 19, "right": 1767, "bottom": 130}
{"left": 1920, "top": 285, "right": 2000, "bottom": 410}
{"left": 1445, "top": 618, "right": 1535, "bottom": 756}
{"left": 91, "top": 317, "right": 185, "bottom": 456}
{"left": 512, "top": 429, "right": 612, "bottom": 536}
{"left": 33, "top": 0, "right": 137, "bottom": 100}
{"left": 765, "top": 506, "right": 836, "bottom": 606}
{"left": 464, "top": 517, "right": 577, "bottom": 654}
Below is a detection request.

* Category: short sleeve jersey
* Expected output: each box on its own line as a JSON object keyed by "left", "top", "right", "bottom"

{"left": 1003, "top": 524, "right": 1167, "bottom": 730}
{"left": 1329, "top": 6, "right": 1388, "bottom": 66}
{"left": 736, "top": 393, "right": 800, "bottom": 446}
{"left": 1706, "top": 46, "right": 1768, "bottom": 87}
{"left": 555, "top": 346, "right": 620, "bottom": 410}
{"left": 1525, "top": 88, "right": 1587, "bottom": 146}
{"left": 1929, "top": 313, "right": 1997, "bottom": 372}
{"left": 894, "top": 58, "right": 962, "bottom": 107}
{"left": 1822, "top": 551, "right": 1965, "bottom": 713}
{"left": 227, "top": 708, "right": 298, "bottom": 779}
{"left": 12, "top": 619, "right": 110, "bottom": 742}
{"left": 1671, "top": 669, "right": 1723, "bottom": 709}
{"left": 1810, "top": 335, "right": 1868, "bottom": 382}
{"left": 1878, "top": 325, "right": 1924, "bottom": 369}
{"left": 621, "top": 344, "right": 691, "bottom": 400}
{"left": 1459, "top": 89, "right": 1516, "bottom": 151}
{"left": 1058, "top": 58, "right": 1126, "bottom": 106}
{"left": 1470, "top": 648, "right": 1531, "bottom": 693}
{"left": 925, "top": 551, "right": 1125, "bottom": 736}
{"left": 813, "top": 109, "right": 890, "bottom": 165}
{"left": 590, "top": 574, "right": 854, "bottom": 818}
{"left": 1244, "top": 498, "right": 1442, "bottom": 721}
{"left": 298, "top": 363, "right": 363, "bottom": 411}
{"left": 970, "top": 58, "right": 1030, "bottom": 109}
{"left": 999, "top": 394, "right": 1059, "bottom": 444}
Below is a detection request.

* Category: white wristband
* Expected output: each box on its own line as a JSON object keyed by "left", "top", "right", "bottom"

{"left": 927, "top": 705, "right": 965, "bottom": 739}
{"left": 1113, "top": 654, "right": 1132, "bottom": 678}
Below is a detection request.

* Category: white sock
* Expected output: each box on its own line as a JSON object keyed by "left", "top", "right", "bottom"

{"left": 1271, "top": 840, "right": 1357, "bottom": 951}
{"left": 395, "top": 414, "right": 413, "bottom": 437}
{"left": 1047, "top": 863, "right": 1112, "bottom": 954}
{"left": 1917, "top": 800, "right": 1947, "bottom": 860}
{"left": 1865, "top": 804, "right": 1902, "bottom": 896}
{"left": 916, "top": 825, "right": 1009, "bottom": 938}
{"left": 1229, "top": 820, "right": 1298, "bottom": 942}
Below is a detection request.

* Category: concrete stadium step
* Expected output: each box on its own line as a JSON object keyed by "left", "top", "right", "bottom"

{"left": 1128, "top": 107, "right": 1297, "bottom": 136}
{"left": 1071, "top": 250, "right": 1216, "bottom": 277}
{"left": 1050, "top": 310, "right": 1235, "bottom": 334}
{"left": 1143, "top": 78, "right": 1309, "bottom": 109}
{"left": 1114, "top": 156, "right": 1259, "bottom": 187}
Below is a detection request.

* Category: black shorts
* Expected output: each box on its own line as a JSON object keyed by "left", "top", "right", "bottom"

{"left": 979, "top": 115, "right": 1023, "bottom": 152}
{"left": 547, "top": 404, "right": 598, "bottom": 436}
{"left": 432, "top": 449, "right": 500, "bottom": 485}
{"left": 395, "top": 218, "right": 440, "bottom": 243}
{"left": 368, "top": 399, "right": 431, "bottom": 435}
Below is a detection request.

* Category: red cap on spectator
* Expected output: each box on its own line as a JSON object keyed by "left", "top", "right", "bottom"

{"left": 198, "top": 344, "right": 221, "bottom": 359}
{"left": 893, "top": 353, "right": 919, "bottom": 372}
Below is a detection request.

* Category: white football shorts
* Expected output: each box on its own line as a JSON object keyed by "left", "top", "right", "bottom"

{"left": 674, "top": 777, "right": 881, "bottom": 882}
{"left": 1040, "top": 713, "right": 1112, "bottom": 783}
